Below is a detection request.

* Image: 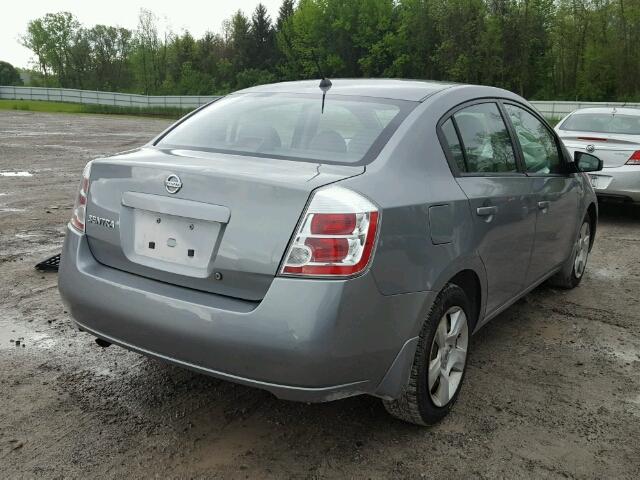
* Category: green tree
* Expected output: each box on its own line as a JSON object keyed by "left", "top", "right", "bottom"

{"left": 132, "top": 9, "right": 165, "bottom": 94}
{"left": 16, "top": 1, "right": 640, "bottom": 100}
{"left": 276, "top": 0, "right": 296, "bottom": 30}
{"left": 21, "top": 12, "right": 83, "bottom": 87}
{"left": 228, "top": 11, "right": 253, "bottom": 73}
{"left": 251, "top": 3, "right": 276, "bottom": 69}
{"left": 87, "top": 25, "right": 133, "bottom": 91}
{"left": 0, "top": 61, "right": 24, "bottom": 85}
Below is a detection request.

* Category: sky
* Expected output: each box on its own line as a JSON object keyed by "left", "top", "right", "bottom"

{"left": 1, "top": 0, "right": 283, "bottom": 69}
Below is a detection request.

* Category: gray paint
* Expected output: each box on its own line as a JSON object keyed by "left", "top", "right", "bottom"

{"left": 60, "top": 228, "right": 430, "bottom": 401}
{"left": 235, "top": 78, "right": 457, "bottom": 101}
{"left": 59, "top": 79, "right": 598, "bottom": 403}
{"left": 85, "top": 148, "right": 363, "bottom": 300}
{"left": 428, "top": 204, "right": 454, "bottom": 245}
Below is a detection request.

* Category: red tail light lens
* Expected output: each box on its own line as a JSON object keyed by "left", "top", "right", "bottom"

{"left": 70, "top": 163, "right": 91, "bottom": 233}
{"left": 305, "top": 237, "right": 350, "bottom": 262}
{"left": 311, "top": 213, "right": 356, "bottom": 235}
{"left": 281, "top": 186, "right": 380, "bottom": 277}
{"left": 626, "top": 151, "right": 640, "bottom": 165}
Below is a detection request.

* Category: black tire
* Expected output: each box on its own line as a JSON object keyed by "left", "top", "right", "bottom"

{"left": 383, "top": 283, "right": 472, "bottom": 426}
{"left": 549, "top": 214, "right": 592, "bottom": 289}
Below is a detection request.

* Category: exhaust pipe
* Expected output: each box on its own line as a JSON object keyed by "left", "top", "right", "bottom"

{"left": 95, "top": 338, "right": 112, "bottom": 348}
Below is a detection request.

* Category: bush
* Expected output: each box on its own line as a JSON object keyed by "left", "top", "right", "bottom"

{"left": 0, "top": 61, "right": 24, "bottom": 86}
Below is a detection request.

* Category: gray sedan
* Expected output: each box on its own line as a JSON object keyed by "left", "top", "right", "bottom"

{"left": 555, "top": 107, "right": 640, "bottom": 203}
{"left": 59, "top": 79, "right": 601, "bottom": 425}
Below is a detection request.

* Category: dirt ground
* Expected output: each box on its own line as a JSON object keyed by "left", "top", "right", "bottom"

{"left": 0, "top": 110, "right": 639, "bottom": 479}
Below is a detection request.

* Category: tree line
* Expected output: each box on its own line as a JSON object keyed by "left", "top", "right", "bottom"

{"left": 13, "top": 0, "right": 640, "bottom": 101}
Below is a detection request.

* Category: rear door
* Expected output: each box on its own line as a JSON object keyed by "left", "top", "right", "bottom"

{"left": 440, "top": 101, "right": 537, "bottom": 315}
{"left": 503, "top": 102, "right": 580, "bottom": 284}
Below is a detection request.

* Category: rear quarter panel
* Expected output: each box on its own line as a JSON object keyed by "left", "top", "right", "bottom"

{"left": 340, "top": 85, "right": 557, "bottom": 332}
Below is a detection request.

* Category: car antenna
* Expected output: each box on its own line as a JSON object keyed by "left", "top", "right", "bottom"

{"left": 311, "top": 50, "right": 332, "bottom": 113}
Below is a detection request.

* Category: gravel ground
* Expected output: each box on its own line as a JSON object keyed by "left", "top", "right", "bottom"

{"left": 1, "top": 110, "right": 639, "bottom": 479}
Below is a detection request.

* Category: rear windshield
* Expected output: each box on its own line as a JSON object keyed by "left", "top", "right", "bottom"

{"left": 560, "top": 112, "right": 640, "bottom": 135}
{"left": 155, "top": 93, "right": 416, "bottom": 165}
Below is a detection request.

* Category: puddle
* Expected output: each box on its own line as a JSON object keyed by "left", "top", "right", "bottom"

{"left": 0, "top": 332, "right": 55, "bottom": 350}
{"left": 590, "top": 266, "right": 627, "bottom": 280}
{"left": 14, "top": 233, "right": 41, "bottom": 239}
{"left": 0, "top": 305, "right": 59, "bottom": 351}
{"left": 608, "top": 345, "right": 640, "bottom": 364}
{"left": 0, "top": 171, "right": 33, "bottom": 177}
{"left": 596, "top": 330, "right": 640, "bottom": 364}
{"left": 0, "top": 321, "right": 56, "bottom": 351}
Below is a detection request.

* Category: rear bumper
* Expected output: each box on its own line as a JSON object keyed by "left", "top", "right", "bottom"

{"left": 589, "top": 166, "right": 640, "bottom": 202}
{"left": 58, "top": 226, "right": 431, "bottom": 402}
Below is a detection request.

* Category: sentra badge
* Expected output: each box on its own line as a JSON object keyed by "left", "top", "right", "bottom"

{"left": 87, "top": 214, "right": 115, "bottom": 229}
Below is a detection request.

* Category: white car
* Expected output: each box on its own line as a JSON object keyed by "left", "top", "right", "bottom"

{"left": 555, "top": 107, "right": 640, "bottom": 203}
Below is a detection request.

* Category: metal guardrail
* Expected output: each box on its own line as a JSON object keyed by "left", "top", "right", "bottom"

{"left": 0, "top": 86, "right": 219, "bottom": 109}
{"left": 1, "top": 86, "right": 639, "bottom": 115}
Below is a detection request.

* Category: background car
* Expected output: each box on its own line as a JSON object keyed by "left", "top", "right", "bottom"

{"left": 59, "top": 79, "right": 601, "bottom": 426}
{"left": 555, "top": 107, "right": 640, "bottom": 203}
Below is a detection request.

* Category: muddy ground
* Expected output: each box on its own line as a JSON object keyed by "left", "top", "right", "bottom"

{"left": 0, "top": 110, "right": 639, "bottom": 479}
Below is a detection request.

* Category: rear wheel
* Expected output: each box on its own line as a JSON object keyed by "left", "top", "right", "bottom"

{"left": 383, "top": 283, "right": 471, "bottom": 426}
{"left": 549, "top": 215, "right": 592, "bottom": 289}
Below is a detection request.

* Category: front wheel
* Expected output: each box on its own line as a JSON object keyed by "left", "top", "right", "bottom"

{"left": 549, "top": 216, "right": 592, "bottom": 289}
{"left": 383, "top": 283, "right": 471, "bottom": 426}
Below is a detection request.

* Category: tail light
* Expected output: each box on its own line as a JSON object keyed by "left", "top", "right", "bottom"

{"left": 280, "top": 186, "right": 380, "bottom": 277}
{"left": 626, "top": 151, "right": 640, "bottom": 165}
{"left": 70, "top": 162, "right": 91, "bottom": 233}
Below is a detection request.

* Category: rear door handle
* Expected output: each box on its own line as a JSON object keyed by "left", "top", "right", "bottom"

{"left": 538, "top": 201, "right": 550, "bottom": 211}
{"left": 476, "top": 206, "right": 498, "bottom": 217}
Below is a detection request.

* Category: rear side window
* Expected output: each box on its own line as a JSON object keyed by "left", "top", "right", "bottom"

{"left": 156, "top": 93, "right": 415, "bottom": 165}
{"left": 505, "top": 104, "right": 562, "bottom": 174}
{"left": 441, "top": 119, "right": 466, "bottom": 171}
{"left": 451, "top": 103, "right": 517, "bottom": 173}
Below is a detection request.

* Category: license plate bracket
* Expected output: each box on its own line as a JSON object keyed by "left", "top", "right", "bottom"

{"left": 122, "top": 209, "right": 221, "bottom": 277}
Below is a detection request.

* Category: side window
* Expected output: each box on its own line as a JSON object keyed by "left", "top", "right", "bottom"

{"left": 441, "top": 119, "right": 466, "bottom": 172}
{"left": 504, "top": 104, "right": 562, "bottom": 174}
{"left": 453, "top": 103, "right": 517, "bottom": 173}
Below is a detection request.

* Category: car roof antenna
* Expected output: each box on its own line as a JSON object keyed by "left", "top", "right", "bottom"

{"left": 312, "top": 50, "right": 332, "bottom": 113}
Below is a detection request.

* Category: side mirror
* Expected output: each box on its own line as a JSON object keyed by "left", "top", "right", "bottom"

{"left": 574, "top": 151, "right": 603, "bottom": 172}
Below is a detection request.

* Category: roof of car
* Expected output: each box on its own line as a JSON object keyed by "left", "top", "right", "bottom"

{"left": 234, "top": 78, "right": 459, "bottom": 102}
{"left": 569, "top": 107, "right": 640, "bottom": 116}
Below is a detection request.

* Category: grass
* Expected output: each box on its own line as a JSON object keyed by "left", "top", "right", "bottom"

{"left": 0, "top": 99, "right": 192, "bottom": 119}
{"left": 545, "top": 116, "right": 562, "bottom": 126}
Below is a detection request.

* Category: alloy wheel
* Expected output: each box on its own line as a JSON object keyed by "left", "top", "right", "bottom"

{"left": 428, "top": 306, "right": 469, "bottom": 407}
{"left": 574, "top": 221, "right": 591, "bottom": 279}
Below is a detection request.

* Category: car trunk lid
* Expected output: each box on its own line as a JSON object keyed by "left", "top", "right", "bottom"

{"left": 85, "top": 147, "right": 363, "bottom": 301}
{"left": 559, "top": 131, "right": 640, "bottom": 167}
